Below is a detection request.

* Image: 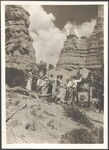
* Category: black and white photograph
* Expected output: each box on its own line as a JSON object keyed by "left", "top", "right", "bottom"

{"left": 1, "top": 1, "right": 108, "bottom": 149}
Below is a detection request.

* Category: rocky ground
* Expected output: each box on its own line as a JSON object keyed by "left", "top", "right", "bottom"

{"left": 6, "top": 85, "right": 103, "bottom": 144}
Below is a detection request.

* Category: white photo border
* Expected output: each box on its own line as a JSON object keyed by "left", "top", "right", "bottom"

{"left": 1, "top": 1, "right": 108, "bottom": 149}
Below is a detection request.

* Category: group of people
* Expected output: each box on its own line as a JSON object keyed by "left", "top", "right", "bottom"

{"left": 26, "top": 69, "right": 82, "bottom": 105}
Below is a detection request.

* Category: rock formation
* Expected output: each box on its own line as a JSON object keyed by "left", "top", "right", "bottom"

{"left": 57, "top": 5, "right": 104, "bottom": 71}
{"left": 57, "top": 25, "right": 89, "bottom": 71}
{"left": 86, "top": 5, "right": 104, "bottom": 70}
{"left": 6, "top": 85, "right": 103, "bottom": 144}
{"left": 5, "top": 5, "right": 38, "bottom": 87}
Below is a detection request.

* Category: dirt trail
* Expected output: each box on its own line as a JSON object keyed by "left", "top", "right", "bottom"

{"left": 6, "top": 86, "right": 103, "bottom": 144}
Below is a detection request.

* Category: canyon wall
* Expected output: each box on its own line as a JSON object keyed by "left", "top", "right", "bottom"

{"left": 57, "top": 26, "right": 89, "bottom": 71}
{"left": 5, "top": 5, "right": 37, "bottom": 87}
{"left": 86, "top": 5, "right": 104, "bottom": 70}
{"left": 57, "top": 5, "right": 104, "bottom": 71}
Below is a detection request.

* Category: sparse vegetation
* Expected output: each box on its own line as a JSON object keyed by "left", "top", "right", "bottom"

{"left": 47, "top": 120, "right": 55, "bottom": 129}
{"left": 64, "top": 105, "right": 94, "bottom": 129}
{"left": 91, "top": 67, "right": 104, "bottom": 113}
{"left": 48, "top": 64, "right": 54, "bottom": 70}
{"left": 36, "top": 60, "right": 47, "bottom": 72}
{"left": 61, "top": 127, "right": 103, "bottom": 143}
{"left": 31, "top": 108, "right": 37, "bottom": 117}
{"left": 14, "top": 100, "right": 20, "bottom": 106}
{"left": 25, "top": 122, "right": 31, "bottom": 130}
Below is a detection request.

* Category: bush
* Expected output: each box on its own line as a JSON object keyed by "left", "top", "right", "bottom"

{"left": 61, "top": 127, "right": 103, "bottom": 143}
{"left": 48, "top": 64, "right": 54, "bottom": 70}
{"left": 91, "top": 67, "right": 104, "bottom": 112}
{"left": 64, "top": 105, "right": 93, "bottom": 129}
{"left": 36, "top": 60, "right": 47, "bottom": 72}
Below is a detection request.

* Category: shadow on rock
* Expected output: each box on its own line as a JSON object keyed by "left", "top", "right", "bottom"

{"left": 60, "top": 127, "right": 103, "bottom": 143}
{"left": 63, "top": 104, "right": 94, "bottom": 129}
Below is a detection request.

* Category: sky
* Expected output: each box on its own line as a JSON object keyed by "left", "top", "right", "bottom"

{"left": 23, "top": 5, "right": 98, "bottom": 66}
{"left": 43, "top": 5, "right": 98, "bottom": 29}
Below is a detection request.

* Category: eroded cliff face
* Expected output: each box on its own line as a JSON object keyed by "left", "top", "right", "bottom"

{"left": 57, "top": 27, "right": 89, "bottom": 70}
{"left": 5, "top": 5, "right": 37, "bottom": 87}
{"left": 86, "top": 5, "right": 104, "bottom": 69}
{"left": 57, "top": 5, "right": 104, "bottom": 71}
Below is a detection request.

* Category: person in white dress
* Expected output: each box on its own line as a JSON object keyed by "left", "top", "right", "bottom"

{"left": 26, "top": 72, "right": 33, "bottom": 91}
{"left": 51, "top": 75, "right": 60, "bottom": 100}
{"left": 56, "top": 75, "right": 66, "bottom": 103}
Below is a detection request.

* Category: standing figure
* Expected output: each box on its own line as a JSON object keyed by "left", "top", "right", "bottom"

{"left": 47, "top": 74, "right": 54, "bottom": 94}
{"left": 59, "top": 75, "right": 66, "bottom": 103}
{"left": 36, "top": 70, "right": 46, "bottom": 93}
{"left": 67, "top": 75, "right": 82, "bottom": 105}
{"left": 31, "top": 70, "right": 38, "bottom": 91}
{"left": 26, "top": 72, "right": 33, "bottom": 91}
{"left": 65, "top": 79, "right": 70, "bottom": 102}
{"left": 41, "top": 77, "right": 49, "bottom": 95}
{"left": 51, "top": 75, "right": 60, "bottom": 101}
{"left": 56, "top": 75, "right": 66, "bottom": 103}
{"left": 37, "top": 76, "right": 45, "bottom": 94}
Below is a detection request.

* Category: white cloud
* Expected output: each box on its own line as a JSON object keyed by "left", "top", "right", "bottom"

{"left": 64, "top": 19, "right": 96, "bottom": 38}
{"left": 76, "top": 19, "right": 97, "bottom": 37}
{"left": 23, "top": 5, "right": 55, "bottom": 31}
{"left": 23, "top": 5, "right": 66, "bottom": 66}
{"left": 23, "top": 5, "right": 96, "bottom": 66}
{"left": 30, "top": 28, "right": 66, "bottom": 66}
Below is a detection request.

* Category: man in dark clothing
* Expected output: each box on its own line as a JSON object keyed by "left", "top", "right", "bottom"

{"left": 47, "top": 74, "right": 54, "bottom": 94}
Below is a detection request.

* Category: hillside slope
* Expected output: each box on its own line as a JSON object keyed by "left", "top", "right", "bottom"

{"left": 6, "top": 85, "right": 103, "bottom": 144}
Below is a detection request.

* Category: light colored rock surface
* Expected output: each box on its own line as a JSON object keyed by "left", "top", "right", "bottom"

{"left": 57, "top": 28, "right": 89, "bottom": 70}
{"left": 5, "top": 5, "right": 38, "bottom": 87}
{"left": 86, "top": 5, "right": 104, "bottom": 69}
{"left": 57, "top": 5, "right": 104, "bottom": 71}
{"left": 5, "top": 5, "right": 36, "bottom": 70}
{"left": 6, "top": 86, "right": 103, "bottom": 144}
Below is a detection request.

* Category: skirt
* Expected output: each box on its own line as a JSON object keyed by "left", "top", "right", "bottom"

{"left": 26, "top": 78, "right": 32, "bottom": 90}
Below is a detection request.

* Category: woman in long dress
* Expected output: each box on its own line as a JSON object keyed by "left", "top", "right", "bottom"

{"left": 26, "top": 72, "right": 33, "bottom": 91}
{"left": 58, "top": 75, "right": 66, "bottom": 103}
{"left": 65, "top": 79, "right": 70, "bottom": 102}
{"left": 52, "top": 75, "right": 60, "bottom": 100}
{"left": 54, "top": 75, "right": 66, "bottom": 103}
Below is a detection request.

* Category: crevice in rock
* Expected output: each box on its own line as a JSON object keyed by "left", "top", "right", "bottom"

{"left": 6, "top": 104, "right": 27, "bottom": 123}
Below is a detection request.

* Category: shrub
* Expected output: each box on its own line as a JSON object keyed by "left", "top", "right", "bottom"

{"left": 64, "top": 105, "right": 93, "bottom": 129}
{"left": 61, "top": 127, "right": 103, "bottom": 143}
